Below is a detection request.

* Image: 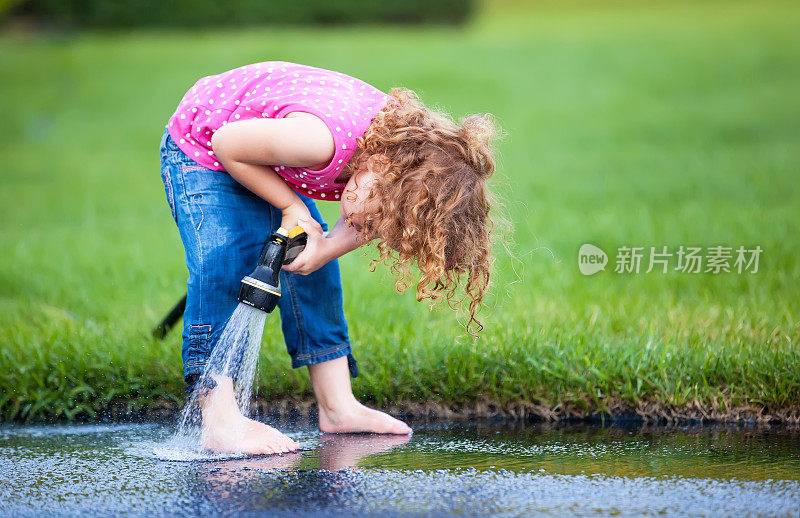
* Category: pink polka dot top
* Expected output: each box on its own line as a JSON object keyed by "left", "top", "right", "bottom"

{"left": 167, "top": 61, "right": 395, "bottom": 201}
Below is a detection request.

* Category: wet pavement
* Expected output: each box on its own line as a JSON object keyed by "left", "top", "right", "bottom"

{"left": 1, "top": 420, "right": 799, "bottom": 516}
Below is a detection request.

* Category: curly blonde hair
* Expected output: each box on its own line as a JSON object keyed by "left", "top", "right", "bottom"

{"left": 341, "top": 87, "right": 506, "bottom": 337}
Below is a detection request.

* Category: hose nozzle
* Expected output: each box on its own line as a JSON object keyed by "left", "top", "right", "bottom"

{"left": 237, "top": 226, "right": 306, "bottom": 313}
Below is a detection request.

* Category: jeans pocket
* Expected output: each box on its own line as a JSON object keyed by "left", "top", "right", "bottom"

{"left": 180, "top": 163, "right": 212, "bottom": 199}
{"left": 161, "top": 166, "right": 178, "bottom": 224}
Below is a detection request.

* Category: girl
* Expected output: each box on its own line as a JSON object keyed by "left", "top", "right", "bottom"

{"left": 159, "top": 60, "right": 499, "bottom": 455}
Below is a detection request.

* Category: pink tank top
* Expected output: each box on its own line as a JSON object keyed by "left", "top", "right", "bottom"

{"left": 167, "top": 61, "right": 394, "bottom": 201}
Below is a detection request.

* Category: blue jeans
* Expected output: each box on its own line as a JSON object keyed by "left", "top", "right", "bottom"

{"left": 158, "top": 127, "right": 358, "bottom": 391}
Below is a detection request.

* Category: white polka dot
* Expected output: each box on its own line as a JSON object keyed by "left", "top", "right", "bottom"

{"left": 209, "top": 99, "right": 214, "bottom": 104}
{"left": 180, "top": 138, "right": 186, "bottom": 144}
{"left": 335, "top": 194, "right": 339, "bottom": 199}
{"left": 194, "top": 151, "right": 200, "bottom": 157}
{"left": 301, "top": 183, "right": 307, "bottom": 188}
{"left": 205, "top": 110, "right": 211, "bottom": 115}
{"left": 342, "top": 144, "right": 347, "bottom": 149}
{"left": 235, "top": 114, "right": 240, "bottom": 119}
{"left": 321, "top": 193, "right": 325, "bottom": 198}
{"left": 180, "top": 114, "right": 186, "bottom": 119}
{"left": 206, "top": 141, "right": 211, "bottom": 145}
{"left": 347, "top": 132, "right": 352, "bottom": 137}
{"left": 208, "top": 151, "right": 214, "bottom": 155}
{"left": 336, "top": 126, "right": 341, "bottom": 132}
{"left": 214, "top": 162, "right": 219, "bottom": 167}
{"left": 192, "top": 107, "right": 197, "bottom": 112}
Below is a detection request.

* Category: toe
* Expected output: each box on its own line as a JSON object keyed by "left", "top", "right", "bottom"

{"left": 261, "top": 444, "right": 277, "bottom": 455}
{"left": 392, "top": 420, "right": 412, "bottom": 434}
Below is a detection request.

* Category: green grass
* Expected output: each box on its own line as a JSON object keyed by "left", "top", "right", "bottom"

{"left": 1, "top": 0, "right": 798, "bottom": 421}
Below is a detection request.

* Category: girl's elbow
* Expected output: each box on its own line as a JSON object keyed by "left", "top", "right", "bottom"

{"left": 210, "top": 128, "right": 230, "bottom": 160}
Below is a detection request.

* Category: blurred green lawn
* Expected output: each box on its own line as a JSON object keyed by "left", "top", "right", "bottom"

{"left": 1, "top": 0, "right": 798, "bottom": 421}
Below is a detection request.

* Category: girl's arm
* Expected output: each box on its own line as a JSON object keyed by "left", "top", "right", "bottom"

{"left": 282, "top": 214, "right": 362, "bottom": 275}
{"left": 323, "top": 214, "right": 363, "bottom": 260}
{"left": 210, "top": 116, "right": 335, "bottom": 228}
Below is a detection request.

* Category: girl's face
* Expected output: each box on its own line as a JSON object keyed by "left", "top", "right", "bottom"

{"left": 339, "top": 154, "right": 402, "bottom": 252}
{"left": 339, "top": 163, "right": 380, "bottom": 233}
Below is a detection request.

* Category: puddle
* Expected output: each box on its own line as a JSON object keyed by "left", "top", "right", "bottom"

{"left": 1, "top": 420, "right": 799, "bottom": 516}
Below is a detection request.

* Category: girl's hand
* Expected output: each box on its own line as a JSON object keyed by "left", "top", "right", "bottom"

{"left": 280, "top": 202, "right": 313, "bottom": 231}
{"left": 282, "top": 218, "right": 331, "bottom": 275}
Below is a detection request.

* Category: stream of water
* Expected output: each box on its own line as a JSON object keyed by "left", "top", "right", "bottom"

{"left": 167, "top": 302, "right": 267, "bottom": 458}
{"left": 1, "top": 420, "right": 799, "bottom": 516}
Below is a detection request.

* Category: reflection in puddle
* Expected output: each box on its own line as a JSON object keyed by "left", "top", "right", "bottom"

{"left": 1, "top": 420, "right": 799, "bottom": 516}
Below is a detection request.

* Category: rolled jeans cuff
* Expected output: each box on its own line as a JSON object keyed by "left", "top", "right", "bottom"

{"left": 290, "top": 341, "right": 359, "bottom": 378}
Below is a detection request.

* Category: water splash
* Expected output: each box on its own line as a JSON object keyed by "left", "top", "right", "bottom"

{"left": 157, "top": 303, "right": 267, "bottom": 460}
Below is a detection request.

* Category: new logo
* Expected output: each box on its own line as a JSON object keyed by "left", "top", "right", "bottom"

{"left": 578, "top": 244, "right": 608, "bottom": 275}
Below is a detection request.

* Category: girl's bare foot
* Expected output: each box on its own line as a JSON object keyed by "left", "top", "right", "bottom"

{"left": 199, "top": 374, "right": 301, "bottom": 455}
{"left": 308, "top": 356, "right": 413, "bottom": 435}
{"left": 317, "top": 400, "right": 412, "bottom": 434}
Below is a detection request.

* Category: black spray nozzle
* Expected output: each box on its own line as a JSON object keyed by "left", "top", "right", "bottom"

{"left": 237, "top": 226, "right": 307, "bottom": 313}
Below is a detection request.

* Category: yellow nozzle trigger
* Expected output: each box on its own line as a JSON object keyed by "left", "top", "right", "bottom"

{"left": 275, "top": 225, "right": 306, "bottom": 239}
{"left": 287, "top": 225, "right": 306, "bottom": 238}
